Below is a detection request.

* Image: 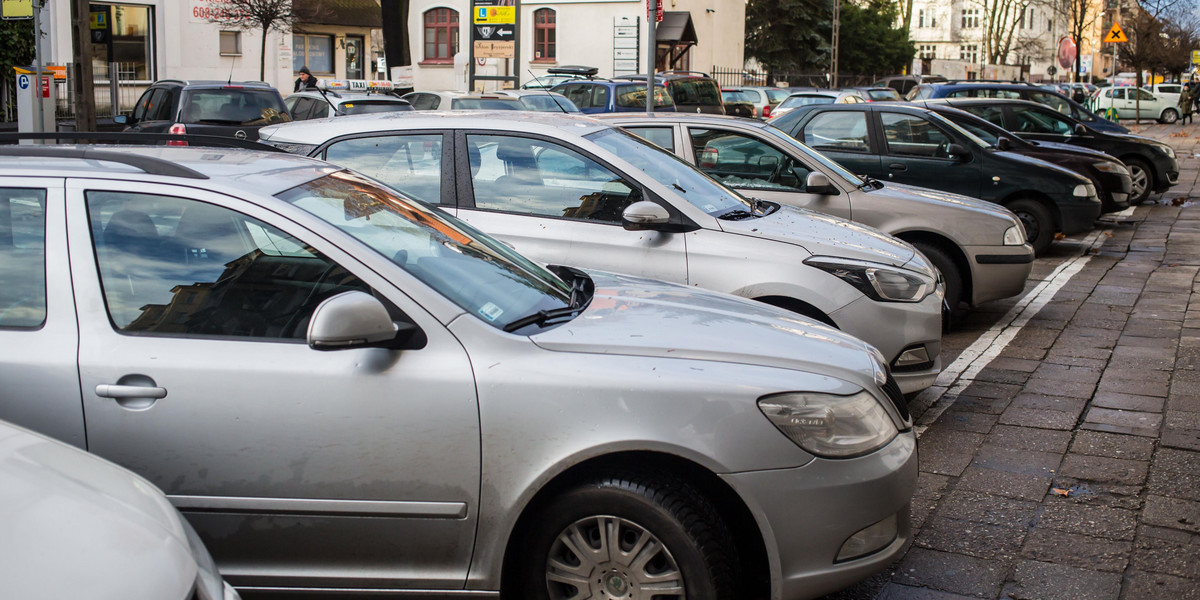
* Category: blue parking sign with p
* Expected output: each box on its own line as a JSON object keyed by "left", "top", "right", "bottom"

{"left": 17, "top": 74, "right": 28, "bottom": 90}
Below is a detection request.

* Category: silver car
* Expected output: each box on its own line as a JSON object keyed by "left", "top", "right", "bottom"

{"left": 0, "top": 419, "right": 238, "bottom": 600}
{"left": 260, "top": 112, "right": 945, "bottom": 395}
{"left": 0, "top": 145, "right": 916, "bottom": 599}
{"left": 599, "top": 113, "right": 1034, "bottom": 312}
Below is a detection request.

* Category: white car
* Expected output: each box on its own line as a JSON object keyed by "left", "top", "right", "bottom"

{"left": 0, "top": 419, "right": 239, "bottom": 600}
{"left": 1148, "top": 83, "right": 1183, "bottom": 106}
{"left": 285, "top": 80, "right": 413, "bottom": 120}
{"left": 771, "top": 90, "right": 865, "bottom": 119}
{"left": 1092, "top": 87, "right": 1180, "bottom": 123}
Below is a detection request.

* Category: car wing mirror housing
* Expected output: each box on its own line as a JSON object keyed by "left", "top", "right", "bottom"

{"left": 1073, "top": 123, "right": 1088, "bottom": 136}
{"left": 622, "top": 199, "right": 699, "bottom": 233}
{"left": 996, "top": 136, "right": 1013, "bottom": 151}
{"left": 804, "top": 171, "right": 839, "bottom": 195}
{"left": 113, "top": 115, "right": 128, "bottom": 125}
{"left": 947, "top": 143, "right": 970, "bottom": 161}
{"left": 308, "top": 291, "right": 426, "bottom": 351}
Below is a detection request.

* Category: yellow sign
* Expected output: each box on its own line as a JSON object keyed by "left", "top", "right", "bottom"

{"left": 1192, "top": 49, "right": 1200, "bottom": 64}
{"left": 1, "top": 0, "right": 32, "bottom": 19}
{"left": 473, "top": 6, "right": 515, "bottom": 24}
{"left": 1104, "top": 22, "right": 1128, "bottom": 43}
{"left": 474, "top": 40, "right": 515, "bottom": 59}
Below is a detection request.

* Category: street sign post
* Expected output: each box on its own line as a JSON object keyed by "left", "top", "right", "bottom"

{"left": 468, "top": 0, "right": 519, "bottom": 91}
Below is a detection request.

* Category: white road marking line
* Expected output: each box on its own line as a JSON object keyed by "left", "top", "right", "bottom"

{"left": 913, "top": 229, "right": 1107, "bottom": 437}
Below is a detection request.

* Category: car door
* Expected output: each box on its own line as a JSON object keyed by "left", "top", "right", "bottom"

{"left": 1131, "top": 88, "right": 1159, "bottom": 119}
{"left": 680, "top": 125, "right": 853, "bottom": 220}
{"left": 125, "top": 87, "right": 174, "bottom": 133}
{"left": 1007, "top": 104, "right": 1077, "bottom": 145}
{"left": 0, "top": 180, "right": 85, "bottom": 449}
{"left": 794, "top": 110, "right": 882, "bottom": 178}
{"left": 877, "top": 110, "right": 980, "bottom": 198}
{"left": 456, "top": 132, "right": 688, "bottom": 282}
{"left": 66, "top": 180, "right": 481, "bottom": 589}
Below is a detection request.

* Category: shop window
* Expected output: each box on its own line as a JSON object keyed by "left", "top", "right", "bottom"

{"left": 89, "top": 3, "right": 154, "bottom": 81}
{"left": 294, "top": 34, "right": 334, "bottom": 74}
{"left": 220, "top": 31, "right": 241, "bottom": 56}
{"left": 423, "top": 8, "right": 460, "bottom": 63}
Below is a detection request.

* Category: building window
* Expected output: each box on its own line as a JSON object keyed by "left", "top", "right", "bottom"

{"left": 219, "top": 31, "right": 241, "bottom": 56}
{"left": 1017, "top": 7, "right": 1032, "bottom": 29}
{"left": 959, "top": 44, "right": 978, "bottom": 63}
{"left": 293, "top": 34, "right": 334, "bottom": 74}
{"left": 918, "top": 9, "right": 926, "bottom": 27}
{"left": 533, "top": 8, "right": 556, "bottom": 61}
{"left": 423, "top": 8, "right": 460, "bottom": 63}
{"left": 961, "top": 8, "right": 979, "bottom": 28}
{"left": 89, "top": 3, "right": 155, "bottom": 81}
{"left": 918, "top": 44, "right": 937, "bottom": 59}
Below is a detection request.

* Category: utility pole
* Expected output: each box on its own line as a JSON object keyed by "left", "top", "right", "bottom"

{"left": 830, "top": 0, "right": 840, "bottom": 87}
{"left": 70, "top": 0, "right": 96, "bottom": 132}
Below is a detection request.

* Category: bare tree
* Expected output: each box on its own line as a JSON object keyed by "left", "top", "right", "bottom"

{"left": 1034, "top": 0, "right": 1103, "bottom": 81}
{"left": 1119, "top": 0, "right": 1193, "bottom": 88}
{"left": 206, "top": 0, "right": 326, "bottom": 81}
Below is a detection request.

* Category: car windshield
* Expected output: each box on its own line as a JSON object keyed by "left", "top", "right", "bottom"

{"left": 781, "top": 95, "right": 834, "bottom": 108}
{"left": 759, "top": 123, "right": 866, "bottom": 187}
{"left": 926, "top": 111, "right": 991, "bottom": 149}
{"left": 180, "top": 88, "right": 291, "bottom": 126}
{"left": 938, "top": 113, "right": 1001, "bottom": 146}
{"left": 340, "top": 100, "right": 412, "bottom": 115}
{"left": 276, "top": 170, "right": 574, "bottom": 331}
{"left": 451, "top": 98, "right": 524, "bottom": 110}
{"left": 586, "top": 127, "right": 750, "bottom": 217}
{"left": 518, "top": 94, "right": 581, "bottom": 112}
{"left": 614, "top": 84, "right": 674, "bottom": 108}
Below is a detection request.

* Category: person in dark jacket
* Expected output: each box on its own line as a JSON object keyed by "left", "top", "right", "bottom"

{"left": 294, "top": 66, "right": 319, "bottom": 92}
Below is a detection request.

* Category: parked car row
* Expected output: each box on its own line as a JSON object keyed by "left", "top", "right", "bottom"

{"left": 0, "top": 139, "right": 920, "bottom": 600}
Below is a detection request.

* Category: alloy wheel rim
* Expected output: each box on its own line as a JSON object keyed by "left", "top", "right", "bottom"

{"left": 545, "top": 515, "right": 686, "bottom": 600}
{"left": 1016, "top": 210, "right": 1041, "bottom": 245}
{"left": 1130, "top": 166, "right": 1148, "bottom": 200}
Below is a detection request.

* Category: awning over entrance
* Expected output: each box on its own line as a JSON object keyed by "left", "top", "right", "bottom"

{"left": 655, "top": 11, "right": 697, "bottom": 70}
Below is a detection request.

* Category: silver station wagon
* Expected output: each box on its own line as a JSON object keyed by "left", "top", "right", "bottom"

{"left": 260, "top": 111, "right": 946, "bottom": 395}
{"left": 0, "top": 146, "right": 916, "bottom": 599}
{"left": 598, "top": 113, "right": 1034, "bottom": 314}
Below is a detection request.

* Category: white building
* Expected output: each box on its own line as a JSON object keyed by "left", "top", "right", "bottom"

{"left": 908, "top": 0, "right": 1072, "bottom": 82}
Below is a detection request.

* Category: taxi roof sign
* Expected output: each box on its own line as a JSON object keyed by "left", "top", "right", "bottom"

{"left": 317, "top": 79, "right": 401, "bottom": 92}
{"left": 1104, "top": 23, "right": 1128, "bottom": 43}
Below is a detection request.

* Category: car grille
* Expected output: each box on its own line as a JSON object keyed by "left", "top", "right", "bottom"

{"left": 882, "top": 374, "right": 911, "bottom": 423}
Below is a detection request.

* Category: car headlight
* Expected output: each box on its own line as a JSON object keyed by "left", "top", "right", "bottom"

{"left": 1071, "top": 183, "right": 1096, "bottom": 198}
{"left": 1092, "top": 161, "right": 1128, "bottom": 175}
{"left": 1003, "top": 225, "right": 1025, "bottom": 246}
{"left": 1154, "top": 144, "right": 1176, "bottom": 158}
{"left": 758, "top": 390, "right": 899, "bottom": 458}
{"left": 804, "top": 257, "right": 935, "bottom": 303}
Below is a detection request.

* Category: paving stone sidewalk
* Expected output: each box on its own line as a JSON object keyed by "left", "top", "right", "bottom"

{"left": 823, "top": 123, "right": 1200, "bottom": 600}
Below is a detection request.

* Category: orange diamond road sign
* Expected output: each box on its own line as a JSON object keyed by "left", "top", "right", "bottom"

{"left": 1105, "top": 23, "right": 1128, "bottom": 43}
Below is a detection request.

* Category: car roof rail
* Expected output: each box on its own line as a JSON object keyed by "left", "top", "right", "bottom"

{"left": 940, "top": 79, "right": 1036, "bottom": 86}
{"left": 0, "top": 131, "right": 285, "bottom": 152}
{"left": 659, "top": 70, "right": 712, "bottom": 77}
{"left": 0, "top": 145, "right": 208, "bottom": 179}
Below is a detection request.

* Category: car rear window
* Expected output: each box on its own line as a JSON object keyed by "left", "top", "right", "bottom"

{"left": 867, "top": 89, "right": 902, "bottom": 101}
{"left": 722, "top": 90, "right": 754, "bottom": 103}
{"left": 614, "top": 84, "right": 673, "bottom": 108}
{"left": 450, "top": 98, "right": 524, "bottom": 110}
{"left": 765, "top": 88, "right": 790, "bottom": 103}
{"left": 668, "top": 78, "right": 722, "bottom": 106}
{"left": 179, "top": 88, "right": 291, "bottom": 125}
{"left": 340, "top": 100, "right": 414, "bottom": 115}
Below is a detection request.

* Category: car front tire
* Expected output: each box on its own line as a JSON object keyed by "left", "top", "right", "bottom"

{"left": 515, "top": 471, "right": 737, "bottom": 600}
{"left": 1160, "top": 108, "right": 1179, "bottom": 124}
{"left": 1007, "top": 198, "right": 1055, "bottom": 255}
{"left": 1125, "top": 157, "right": 1155, "bottom": 205}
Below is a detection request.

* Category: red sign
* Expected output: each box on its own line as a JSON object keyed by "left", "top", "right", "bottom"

{"left": 40, "top": 75, "right": 49, "bottom": 98}
{"left": 1057, "top": 37, "right": 1077, "bottom": 70}
{"left": 648, "top": 0, "right": 662, "bottom": 22}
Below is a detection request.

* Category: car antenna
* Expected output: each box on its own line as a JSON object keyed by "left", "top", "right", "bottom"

{"left": 226, "top": 56, "right": 234, "bottom": 85}
{"left": 315, "top": 82, "right": 343, "bottom": 116}
{"left": 527, "top": 69, "right": 569, "bottom": 113}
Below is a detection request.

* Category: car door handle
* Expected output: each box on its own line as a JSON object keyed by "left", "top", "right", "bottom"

{"left": 888, "top": 163, "right": 908, "bottom": 171}
{"left": 96, "top": 384, "right": 167, "bottom": 399}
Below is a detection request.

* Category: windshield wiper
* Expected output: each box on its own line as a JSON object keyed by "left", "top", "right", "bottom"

{"left": 857, "top": 174, "right": 883, "bottom": 191}
{"left": 749, "top": 197, "right": 778, "bottom": 216}
{"left": 717, "top": 208, "right": 757, "bottom": 220}
{"left": 503, "top": 270, "right": 590, "bottom": 332}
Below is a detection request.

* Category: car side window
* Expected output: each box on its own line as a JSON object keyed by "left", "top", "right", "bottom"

{"left": 131, "top": 89, "right": 155, "bottom": 121}
{"left": 324, "top": 134, "right": 443, "bottom": 204}
{"left": 687, "top": 128, "right": 805, "bottom": 191}
{"left": 960, "top": 105, "right": 1005, "bottom": 126}
{"left": 880, "top": 112, "right": 953, "bottom": 158}
{"left": 1013, "top": 107, "right": 1072, "bottom": 135}
{"left": 289, "top": 97, "right": 314, "bottom": 120}
{"left": 0, "top": 189, "right": 47, "bottom": 329}
{"left": 1134, "top": 89, "right": 1156, "bottom": 101}
{"left": 802, "top": 112, "right": 871, "bottom": 152}
{"left": 467, "top": 134, "right": 639, "bottom": 223}
{"left": 1029, "top": 91, "right": 1071, "bottom": 114}
{"left": 624, "top": 126, "right": 675, "bottom": 151}
{"left": 559, "top": 85, "right": 592, "bottom": 109}
{"left": 148, "top": 89, "right": 175, "bottom": 121}
{"left": 86, "top": 191, "right": 370, "bottom": 339}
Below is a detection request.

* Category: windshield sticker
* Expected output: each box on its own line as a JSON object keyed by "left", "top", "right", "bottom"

{"left": 702, "top": 203, "right": 718, "bottom": 212}
{"left": 479, "top": 302, "right": 504, "bottom": 321}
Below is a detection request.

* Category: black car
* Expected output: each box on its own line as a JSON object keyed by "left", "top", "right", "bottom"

{"left": 119, "top": 80, "right": 291, "bottom": 142}
{"left": 906, "top": 81, "right": 1129, "bottom": 134}
{"left": 615, "top": 71, "right": 726, "bottom": 114}
{"left": 770, "top": 103, "right": 1102, "bottom": 254}
{"left": 870, "top": 74, "right": 947, "bottom": 96}
{"left": 923, "top": 98, "right": 1179, "bottom": 204}
{"left": 920, "top": 103, "right": 1133, "bottom": 214}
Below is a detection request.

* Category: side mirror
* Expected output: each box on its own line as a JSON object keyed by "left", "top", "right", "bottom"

{"left": 946, "top": 143, "right": 970, "bottom": 161}
{"left": 805, "top": 171, "right": 839, "bottom": 195}
{"left": 622, "top": 200, "right": 671, "bottom": 230}
{"left": 113, "top": 115, "right": 128, "bottom": 125}
{"left": 996, "top": 136, "right": 1013, "bottom": 151}
{"left": 1073, "top": 123, "right": 1088, "bottom": 136}
{"left": 307, "top": 291, "right": 424, "bottom": 351}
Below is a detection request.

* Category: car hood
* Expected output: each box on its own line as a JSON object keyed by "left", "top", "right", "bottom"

{"left": 1026, "top": 140, "right": 1117, "bottom": 161}
{"left": 989, "top": 149, "right": 1091, "bottom": 184}
{"left": 879, "top": 181, "right": 1023, "bottom": 217}
{"left": 0, "top": 421, "right": 196, "bottom": 598}
{"left": 532, "top": 271, "right": 882, "bottom": 386}
{"left": 715, "top": 204, "right": 916, "bottom": 267}
{"left": 1106, "top": 131, "right": 1169, "bottom": 149}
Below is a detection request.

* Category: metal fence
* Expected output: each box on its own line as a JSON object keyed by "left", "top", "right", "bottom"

{"left": 711, "top": 66, "right": 886, "bottom": 89}
{"left": 55, "top": 62, "right": 147, "bottom": 121}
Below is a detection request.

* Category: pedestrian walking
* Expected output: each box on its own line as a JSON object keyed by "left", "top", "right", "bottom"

{"left": 1178, "top": 83, "right": 1194, "bottom": 125}
{"left": 294, "top": 66, "right": 319, "bottom": 92}
{"left": 1188, "top": 74, "right": 1200, "bottom": 114}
